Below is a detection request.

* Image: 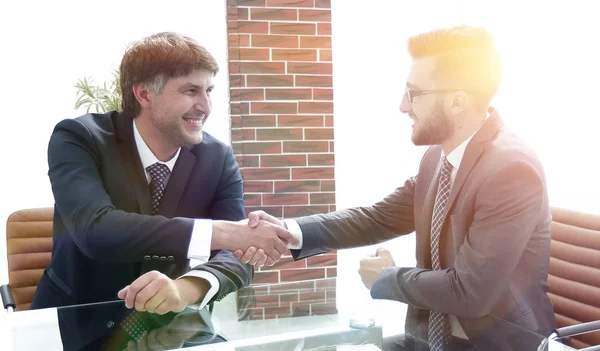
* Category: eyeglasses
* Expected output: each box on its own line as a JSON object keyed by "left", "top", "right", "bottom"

{"left": 404, "top": 86, "right": 464, "bottom": 103}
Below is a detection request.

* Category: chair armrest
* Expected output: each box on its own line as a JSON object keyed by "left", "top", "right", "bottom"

{"left": 1, "top": 284, "right": 15, "bottom": 311}
{"left": 552, "top": 320, "right": 600, "bottom": 340}
{"left": 538, "top": 321, "right": 600, "bottom": 351}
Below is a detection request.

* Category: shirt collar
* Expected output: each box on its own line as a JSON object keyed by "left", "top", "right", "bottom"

{"left": 444, "top": 113, "right": 490, "bottom": 169}
{"left": 133, "top": 120, "right": 180, "bottom": 172}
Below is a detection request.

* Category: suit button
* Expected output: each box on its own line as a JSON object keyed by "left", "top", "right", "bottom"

{"left": 167, "top": 256, "right": 175, "bottom": 262}
{"left": 152, "top": 255, "right": 159, "bottom": 260}
{"left": 107, "top": 320, "right": 114, "bottom": 328}
{"left": 143, "top": 255, "right": 151, "bottom": 261}
{"left": 160, "top": 256, "right": 167, "bottom": 261}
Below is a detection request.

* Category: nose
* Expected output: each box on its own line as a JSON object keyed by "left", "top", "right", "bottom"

{"left": 194, "top": 93, "right": 211, "bottom": 115}
{"left": 399, "top": 93, "right": 411, "bottom": 114}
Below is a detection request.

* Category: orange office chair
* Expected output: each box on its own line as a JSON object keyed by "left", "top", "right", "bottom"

{"left": 547, "top": 206, "right": 600, "bottom": 348}
{"left": 1, "top": 207, "right": 53, "bottom": 311}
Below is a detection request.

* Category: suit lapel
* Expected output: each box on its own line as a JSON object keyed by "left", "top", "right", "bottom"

{"left": 115, "top": 114, "right": 153, "bottom": 215}
{"left": 157, "top": 147, "right": 196, "bottom": 218}
{"left": 441, "top": 108, "right": 505, "bottom": 221}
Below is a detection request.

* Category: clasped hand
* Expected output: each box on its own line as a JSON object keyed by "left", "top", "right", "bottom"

{"left": 232, "top": 211, "right": 291, "bottom": 268}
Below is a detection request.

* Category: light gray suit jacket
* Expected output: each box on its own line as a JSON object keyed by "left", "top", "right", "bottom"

{"left": 292, "top": 110, "right": 557, "bottom": 348}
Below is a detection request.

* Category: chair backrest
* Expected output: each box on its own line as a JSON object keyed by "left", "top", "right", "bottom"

{"left": 6, "top": 207, "right": 54, "bottom": 311}
{"left": 549, "top": 207, "right": 600, "bottom": 349}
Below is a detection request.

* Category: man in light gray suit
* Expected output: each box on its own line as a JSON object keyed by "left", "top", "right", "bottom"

{"left": 238, "top": 25, "right": 557, "bottom": 350}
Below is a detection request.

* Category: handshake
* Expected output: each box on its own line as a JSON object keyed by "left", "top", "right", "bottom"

{"left": 212, "top": 211, "right": 298, "bottom": 268}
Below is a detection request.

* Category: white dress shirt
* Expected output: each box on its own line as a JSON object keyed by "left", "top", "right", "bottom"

{"left": 283, "top": 117, "right": 489, "bottom": 339}
{"left": 133, "top": 121, "right": 219, "bottom": 310}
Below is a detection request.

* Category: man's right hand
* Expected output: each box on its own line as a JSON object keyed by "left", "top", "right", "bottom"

{"left": 233, "top": 211, "right": 288, "bottom": 266}
{"left": 212, "top": 218, "right": 297, "bottom": 263}
{"left": 247, "top": 210, "right": 285, "bottom": 229}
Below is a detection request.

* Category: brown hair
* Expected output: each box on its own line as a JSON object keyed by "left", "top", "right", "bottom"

{"left": 408, "top": 25, "right": 502, "bottom": 107}
{"left": 120, "top": 32, "right": 219, "bottom": 118}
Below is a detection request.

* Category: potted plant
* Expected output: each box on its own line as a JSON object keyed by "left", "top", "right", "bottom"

{"left": 74, "top": 69, "right": 122, "bottom": 113}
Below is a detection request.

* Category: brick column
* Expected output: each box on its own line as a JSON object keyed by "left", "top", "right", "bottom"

{"left": 227, "top": 0, "right": 337, "bottom": 319}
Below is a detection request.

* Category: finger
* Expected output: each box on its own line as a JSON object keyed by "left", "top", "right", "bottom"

{"left": 257, "top": 252, "right": 269, "bottom": 267}
{"left": 360, "top": 256, "right": 380, "bottom": 267}
{"left": 265, "top": 257, "right": 276, "bottom": 266}
{"left": 273, "top": 237, "right": 288, "bottom": 257}
{"left": 153, "top": 298, "right": 173, "bottom": 315}
{"left": 146, "top": 329, "right": 160, "bottom": 350}
{"left": 233, "top": 249, "right": 244, "bottom": 259}
{"left": 146, "top": 328, "right": 164, "bottom": 351}
{"left": 118, "top": 285, "right": 129, "bottom": 299}
{"left": 140, "top": 277, "right": 174, "bottom": 313}
{"left": 274, "top": 226, "right": 299, "bottom": 246}
{"left": 240, "top": 247, "right": 257, "bottom": 264}
{"left": 135, "top": 275, "right": 169, "bottom": 312}
{"left": 248, "top": 249, "right": 266, "bottom": 266}
{"left": 248, "top": 211, "right": 266, "bottom": 228}
{"left": 267, "top": 246, "right": 282, "bottom": 262}
{"left": 136, "top": 331, "right": 149, "bottom": 351}
{"left": 144, "top": 291, "right": 167, "bottom": 314}
{"left": 155, "top": 326, "right": 178, "bottom": 347}
{"left": 376, "top": 247, "right": 390, "bottom": 257}
{"left": 127, "top": 340, "right": 137, "bottom": 351}
{"left": 125, "top": 272, "right": 159, "bottom": 309}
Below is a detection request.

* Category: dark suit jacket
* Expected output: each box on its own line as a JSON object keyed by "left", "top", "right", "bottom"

{"left": 31, "top": 111, "right": 252, "bottom": 312}
{"left": 292, "top": 110, "right": 557, "bottom": 348}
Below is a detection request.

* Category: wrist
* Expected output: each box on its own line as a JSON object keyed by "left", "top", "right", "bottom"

{"left": 211, "top": 221, "right": 234, "bottom": 251}
{"left": 176, "top": 277, "right": 209, "bottom": 306}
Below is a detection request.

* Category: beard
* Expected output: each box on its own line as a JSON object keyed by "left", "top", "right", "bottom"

{"left": 411, "top": 100, "right": 455, "bottom": 146}
{"left": 152, "top": 110, "right": 206, "bottom": 148}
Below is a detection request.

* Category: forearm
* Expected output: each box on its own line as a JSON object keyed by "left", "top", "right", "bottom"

{"left": 200, "top": 250, "right": 253, "bottom": 299}
{"left": 210, "top": 220, "right": 238, "bottom": 251}
{"left": 59, "top": 205, "right": 194, "bottom": 262}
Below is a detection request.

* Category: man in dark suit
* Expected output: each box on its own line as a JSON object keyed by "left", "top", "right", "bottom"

{"left": 31, "top": 32, "right": 295, "bottom": 322}
{"left": 242, "top": 26, "right": 557, "bottom": 350}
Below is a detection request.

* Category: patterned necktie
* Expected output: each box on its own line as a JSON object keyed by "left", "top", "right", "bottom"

{"left": 146, "top": 163, "right": 171, "bottom": 215}
{"left": 428, "top": 156, "right": 453, "bottom": 351}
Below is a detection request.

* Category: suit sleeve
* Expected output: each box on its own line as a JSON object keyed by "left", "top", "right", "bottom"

{"left": 189, "top": 146, "right": 253, "bottom": 302}
{"left": 371, "top": 160, "right": 545, "bottom": 319}
{"left": 48, "top": 119, "right": 194, "bottom": 263}
{"left": 292, "top": 176, "right": 417, "bottom": 259}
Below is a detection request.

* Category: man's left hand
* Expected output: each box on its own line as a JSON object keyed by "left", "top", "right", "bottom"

{"left": 118, "top": 271, "right": 207, "bottom": 315}
{"left": 358, "top": 248, "right": 395, "bottom": 290}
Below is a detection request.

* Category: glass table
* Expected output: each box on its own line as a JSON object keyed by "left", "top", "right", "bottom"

{"left": 4, "top": 278, "right": 577, "bottom": 351}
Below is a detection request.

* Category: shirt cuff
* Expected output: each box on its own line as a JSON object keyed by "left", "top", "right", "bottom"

{"left": 284, "top": 219, "right": 303, "bottom": 249}
{"left": 187, "top": 219, "right": 212, "bottom": 263}
{"left": 178, "top": 270, "right": 220, "bottom": 310}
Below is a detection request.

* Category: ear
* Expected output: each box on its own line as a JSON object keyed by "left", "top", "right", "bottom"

{"left": 445, "top": 91, "right": 468, "bottom": 116}
{"left": 132, "top": 83, "right": 152, "bottom": 109}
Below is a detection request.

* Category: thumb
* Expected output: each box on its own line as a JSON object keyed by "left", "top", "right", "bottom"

{"left": 376, "top": 247, "right": 391, "bottom": 258}
{"left": 233, "top": 249, "right": 244, "bottom": 259}
{"left": 248, "top": 212, "right": 261, "bottom": 227}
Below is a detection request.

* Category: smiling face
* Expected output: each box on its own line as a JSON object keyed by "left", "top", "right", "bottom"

{"left": 145, "top": 69, "right": 214, "bottom": 148}
{"left": 400, "top": 57, "right": 456, "bottom": 146}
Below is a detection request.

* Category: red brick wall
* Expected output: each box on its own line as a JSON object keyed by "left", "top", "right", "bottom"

{"left": 226, "top": 0, "right": 337, "bottom": 319}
